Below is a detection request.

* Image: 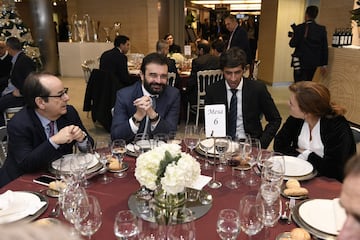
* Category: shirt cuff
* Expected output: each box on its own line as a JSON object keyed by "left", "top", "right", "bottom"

{"left": 150, "top": 116, "right": 161, "bottom": 131}
{"left": 48, "top": 138, "right": 60, "bottom": 149}
{"left": 129, "top": 118, "right": 139, "bottom": 133}
{"left": 297, "top": 150, "right": 311, "bottom": 160}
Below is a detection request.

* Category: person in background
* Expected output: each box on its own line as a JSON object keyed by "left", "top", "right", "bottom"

{"left": 289, "top": 5, "right": 328, "bottom": 82}
{"left": 274, "top": 81, "right": 355, "bottom": 182}
{"left": 338, "top": 154, "right": 360, "bottom": 240}
{"left": 0, "top": 39, "right": 12, "bottom": 92}
{"left": 100, "top": 35, "right": 135, "bottom": 87}
{"left": 156, "top": 39, "right": 179, "bottom": 87}
{"left": 111, "top": 53, "right": 180, "bottom": 142}
{"left": 0, "top": 72, "right": 93, "bottom": 187}
{"left": 0, "top": 37, "right": 36, "bottom": 126}
{"left": 224, "top": 14, "right": 252, "bottom": 65}
{"left": 245, "top": 15, "right": 259, "bottom": 78}
{"left": 211, "top": 38, "right": 225, "bottom": 57}
{"left": 164, "top": 33, "right": 182, "bottom": 54}
{"left": 205, "top": 47, "right": 281, "bottom": 148}
{"left": 187, "top": 39, "right": 220, "bottom": 107}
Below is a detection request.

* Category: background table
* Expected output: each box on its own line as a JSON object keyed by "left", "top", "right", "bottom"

{"left": 0, "top": 152, "right": 342, "bottom": 239}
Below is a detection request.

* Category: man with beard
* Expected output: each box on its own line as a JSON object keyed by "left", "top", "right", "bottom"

{"left": 0, "top": 72, "right": 93, "bottom": 187}
{"left": 111, "top": 53, "right": 180, "bottom": 142}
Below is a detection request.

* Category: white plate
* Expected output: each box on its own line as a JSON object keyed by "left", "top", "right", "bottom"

{"left": 51, "top": 154, "right": 99, "bottom": 172}
{"left": 198, "top": 139, "right": 238, "bottom": 155}
{"left": 126, "top": 140, "right": 164, "bottom": 153}
{"left": 0, "top": 191, "right": 45, "bottom": 224}
{"left": 129, "top": 69, "right": 140, "bottom": 75}
{"left": 299, "top": 198, "right": 346, "bottom": 236}
{"left": 180, "top": 71, "right": 191, "bottom": 76}
{"left": 284, "top": 156, "right": 313, "bottom": 177}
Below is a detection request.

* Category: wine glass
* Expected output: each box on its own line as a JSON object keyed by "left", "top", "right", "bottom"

{"left": 261, "top": 152, "right": 285, "bottom": 187}
{"left": 114, "top": 210, "right": 140, "bottom": 240}
{"left": 184, "top": 125, "right": 200, "bottom": 156}
{"left": 167, "top": 208, "right": 196, "bottom": 240}
{"left": 70, "top": 153, "right": 91, "bottom": 187}
{"left": 61, "top": 186, "right": 88, "bottom": 225}
{"left": 215, "top": 136, "right": 231, "bottom": 172}
{"left": 216, "top": 209, "right": 240, "bottom": 240}
{"left": 245, "top": 138, "right": 261, "bottom": 186}
{"left": 153, "top": 133, "right": 169, "bottom": 147}
{"left": 111, "top": 139, "right": 127, "bottom": 178}
{"left": 74, "top": 195, "right": 102, "bottom": 240}
{"left": 236, "top": 137, "right": 252, "bottom": 179}
{"left": 168, "top": 131, "right": 182, "bottom": 145}
{"left": 257, "top": 149, "right": 273, "bottom": 170}
{"left": 261, "top": 196, "right": 282, "bottom": 228}
{"left": 207, "top": 137, "right": 222, "bottom": 189}
{"left": 134, "top": 133, "right": 151, "bottom": 154}
{"left": 260, "top": 182, "right": 281, "bottom": 206}
{"left": 225, "top": 151, "right": 240, "bottom": 189}
{"left": 199, "top": 127, "right": 213, "bottom": 170}
{"left": 239, "top": 195, "right": 264, "bottom": 239}
{"left": 96, "top": 139, "right": 113, "bottom": 184}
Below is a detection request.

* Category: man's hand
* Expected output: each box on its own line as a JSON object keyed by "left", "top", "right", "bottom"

{"left": 133, "top": 96, "right": 153, "bottom": 120}
{"left": 12, "top": 89, "right": 22, "bottom": 97}
{"left": 50, "top": 125, "right": 86, "bottom": 144}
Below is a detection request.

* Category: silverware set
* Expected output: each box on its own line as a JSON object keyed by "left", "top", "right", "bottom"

{"left": 280, "top": 198, "right": 296, "bottom": 224}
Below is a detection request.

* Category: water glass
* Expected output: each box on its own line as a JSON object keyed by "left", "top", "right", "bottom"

{"left": 167, "top": 208, "right": 196, "bottom": 240}
{"left": 111, "top": 139, "right": 127, "bottom": 178}
{"left": 262, "top": 197, "right": 282, "bottom": 227}
{"left": 74, "top": 195, "right": 102, "bottom": 240}
{"left": 244, "top": 138, "right": 261, "bottom": 186}
{"left": 96, "top": 139, "right": 113, "bottom": 184}
{"left": 214, "top": 136, "right": 231, "bottom": 172}
{"left": 239, "top": 195, "right": 264, "bottom": 239}
{"left": 261, "top": 152, "right": 285, "bottom": 187}
{"left": 216, "top": 209, "right": 240, "bottom": 240}
{"left": 114, "top": 210, "right": 139, "bottom": 240}
{"left": 260, "top": 182, "right": 281, "bottom": 205}
{"left": 184, "top": 125, "right": 200, "bottom": 155}
{"left": 199, "top": 128, "right": 214, "bottom": 170}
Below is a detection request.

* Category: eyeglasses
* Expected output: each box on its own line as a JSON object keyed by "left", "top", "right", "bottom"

{"left": 40, "top": 88, "right": 69, "bottom": 99}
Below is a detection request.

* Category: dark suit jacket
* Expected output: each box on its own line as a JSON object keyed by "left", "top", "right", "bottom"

{"left": 99, "top": 47, "right": 134, "bottom": 87}
{"left": 83, "top": 69, "right": 122, "bottom": 132}
{"left": 205, "top": 78, "right": 281, "bottom": 148}
{"left": 10, "top": 52, "right": 36, "bottom": 94}
{"left": 274, "top": 116, "right": 355, "bottom": 182}
{"left": 111, "top": 81, "right": 180, "bottom": 142}
{"left": 0, "top": 105, "right": 93, "bottom": 187}
{"left": 289, "top": 20, "right": 328, "bottom": 69}
{"left": 0, "top": 54, "right": 12, "bottom": 92}
{"left": 167, "top": 57, "right": 180, "bottom": 88}
{"left": 227, "top": 26, "right": 252, "bottom": 64}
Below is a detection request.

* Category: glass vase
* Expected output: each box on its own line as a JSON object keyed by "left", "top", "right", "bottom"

{"left": 153, "top": 186, "right": 186, "bottom": 225}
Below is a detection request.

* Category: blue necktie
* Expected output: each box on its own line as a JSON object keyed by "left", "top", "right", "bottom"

{"left": 228, "top": 89, "right": 238, "bottom": 139}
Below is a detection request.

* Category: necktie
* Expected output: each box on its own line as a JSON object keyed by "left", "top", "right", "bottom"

{"left": 48, "top": 121, "right": 55, "bottom": 137}
{"left": 228, "top": 89, "right": 238, "bottom": 139}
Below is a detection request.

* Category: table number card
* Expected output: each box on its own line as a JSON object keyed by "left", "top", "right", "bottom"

{"left": 184, "top": 45, "right": 191, "bottom": 56}
{"left": 204, "top": 104, "right": 226, "bottom": 137}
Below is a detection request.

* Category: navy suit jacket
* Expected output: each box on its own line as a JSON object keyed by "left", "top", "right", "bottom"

{"left": 205, "top": 78, "right": 282, "bottom": 148}
{"left": 0, "top": 105, "right": 93, "bottom": 187}
{"left": 227, "top": 26, "right": 252, "bottom": 64}
{"left": 274, "top": 116, "right": 355, "bottom": 182}
{"left": 11, "top": 52, "right": 36, "bottom": 94}
{"left": 111, "top": 81, "right": 180, "bottom": 142}
{"left": 99, "top": 47, "right": 134, "bottom": 87}
{"left": 289, "top": 20, "right": 328, "bottom": 69}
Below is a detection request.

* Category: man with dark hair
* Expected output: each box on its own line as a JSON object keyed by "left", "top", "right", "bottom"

{"left": 224, "top": 14, "right": 251, "bottom": 64}
{"left": 211, "top": 38, "right": 225, "bottom": 56}
{"left": 205, "top": 47, "right": 281, "bottom": 148}
{"left": 0, "top": 72, "right": 93, "bottom": 187}
{"left": 0, "top": 37, "right": 36, "bottom": 126}
{"left": 289, "top": 5, "right": 328, "bottom": 82}
{"left": 100, "top": 35, "right": 134, "bottom": 87}
{"left": 111, "top": 53, "right": 180, "bottom": 142}
{"left": 156, "top": 39, "right": 179, "bottom": 87}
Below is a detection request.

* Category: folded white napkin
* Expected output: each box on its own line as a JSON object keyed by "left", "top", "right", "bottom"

{"left": 333, "top": 198, "right": 346, "bottom": 232}
{"left": 188, "top": 175, "right": 212, "bottom": 190}
{"left": 0, "top": 190, "right": 14, "bottom": 212}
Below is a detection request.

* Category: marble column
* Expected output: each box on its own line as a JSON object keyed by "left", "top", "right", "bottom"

{"left": 28, "top": 0, "right": 58, "bottom": 74}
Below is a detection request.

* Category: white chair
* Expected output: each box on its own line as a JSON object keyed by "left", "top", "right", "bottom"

{"left": 3, "top": 106, "right": 23, "bottom": 126}
{"left": 351, "top": 126, "right": 360, "bottom": 144}
{"left": 0, "top": 126, "right": 7, "bottom": 167}
{"left": 186, "top": 69, "right": 223, "bottom": 127}
{"left": 81, "top": 63, "right": 92, "bottom": 84}
{"left": 168, "top": 72, "right": 177, "bottom": 87}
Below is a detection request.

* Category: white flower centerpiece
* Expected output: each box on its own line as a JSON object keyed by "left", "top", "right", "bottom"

{"left": 134, "top": 143, "right": 201, "bottom": 224}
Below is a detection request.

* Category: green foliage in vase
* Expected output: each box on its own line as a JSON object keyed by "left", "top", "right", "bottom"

{"left": 156, "top": 151, "right": 181, "bottom": 186}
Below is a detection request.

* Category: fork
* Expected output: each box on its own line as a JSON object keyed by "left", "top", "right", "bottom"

{"left": 287, "top": 198, "right": 296, "bottom": 224}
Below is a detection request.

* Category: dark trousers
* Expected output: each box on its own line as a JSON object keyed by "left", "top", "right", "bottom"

{"left": 293, "top": 68, "right": 317, "bottom": 82}
{"left": 0, "top": 93, "right": 25, "bottom": 126}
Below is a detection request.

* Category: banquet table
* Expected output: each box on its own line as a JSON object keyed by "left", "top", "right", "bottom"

{"left": 0, "top": 151, "right": 342, "bottom": 240}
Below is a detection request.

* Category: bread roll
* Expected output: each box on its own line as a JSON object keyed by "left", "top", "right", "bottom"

{"left": 109, "top": 160, "right": 122, "bottom": 170}
{"left": 284, "top": 187, "right": 309, "bottom": 196}
{"left": 290, "top": 228, "right": 311, "bottom": 240}
{"left": 286, "top": 179, "right": 301, "bottom": 189}
{"left": 48, "top": 180, "right": 66, "bottom": 192}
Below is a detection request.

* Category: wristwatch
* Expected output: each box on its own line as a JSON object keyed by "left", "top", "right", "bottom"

{"left": 150, "top": 113, "right": 160, "bottom": 122}
{"left": 80, "top": 131, "right": 88, "bottom": 142}
{"left": 132, "top": 115, "right": 141, "bottom": 125}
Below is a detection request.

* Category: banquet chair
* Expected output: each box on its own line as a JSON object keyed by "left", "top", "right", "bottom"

{"left": 81, "top": 63, "right": 92, "bottom": 84}
{"left": 186, "top": 69, "right": 223, "bottom": 127}
{"left": 0, "top": 126, "right": 7, "bottom": 167}
{"left": 351, "top": 126, "right": 360, "bottom": 144}
{"left": 3, "top": 106, "right": 23, "bottom": 126}
{"left": 168, "top": 72, "right": 177, "bottom": 87}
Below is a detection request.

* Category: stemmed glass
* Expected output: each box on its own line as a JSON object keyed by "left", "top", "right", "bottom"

{"left": 214, "top": 136, "right": 231, "bottom": 172}
{"left": 74, "top": 195, "right": 102, "bottom": 240}
{"left": 199, "top": 127, "right": 213, "bottom": 170}
{"left": 261, "top": 152, "right": 285, "bottom": 187}
{"left": 216, "top": 209, "right": 240, "bottom": 240}
{"left": 96, "top": 139, "right": 113, "bottom": 184}
{"left": 261, "top": 196, "right": 282, "bottom": 228}
{"left": 167, "top": 208, "right": 196, "bottom": 240}
{"left": 184, "top": 125, "right": 200, "bottom": 156}
{"left": 61, "top": 186, "right": 88, "bottom": 228}
{"left": 114, "top": 210, "right": 140, "bottom": 240}
{"left": 239, "top": 195, "right": 264, "bottom": 239}
{"left": 245, "top": 138, "right": 261, "bottom": 186}
{"left": 111, "top": 139, "right": 127, "bottom": 178}
{"left": 236, "top": 137, "right": 252, "bottom": 179}
{"left": 225, "top": 151, "right": 240, "bottom": 189}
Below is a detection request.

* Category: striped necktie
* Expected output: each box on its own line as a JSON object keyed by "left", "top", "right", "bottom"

{"left": 48, "top": 121, "right": 55, "bottom": 137}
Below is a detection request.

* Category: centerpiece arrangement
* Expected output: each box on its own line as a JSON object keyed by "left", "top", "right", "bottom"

{"left": 134, "top": 143, "right": 201, "bottom": 224}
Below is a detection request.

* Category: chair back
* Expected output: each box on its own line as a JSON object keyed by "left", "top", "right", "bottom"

{"left": 3, "top": 106, "right": 23, "bottom": 126}
{"left": 196, "top": 69, "right": 223, "bottom": 105}
{"left": 351, "top": 126, "right": 360, "bottom": 144}
{"left": 81, "top": 63, "right": 92, "bottom": 83}
{"left": 168, "top": 72, "right": 177, "bottom": 87}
